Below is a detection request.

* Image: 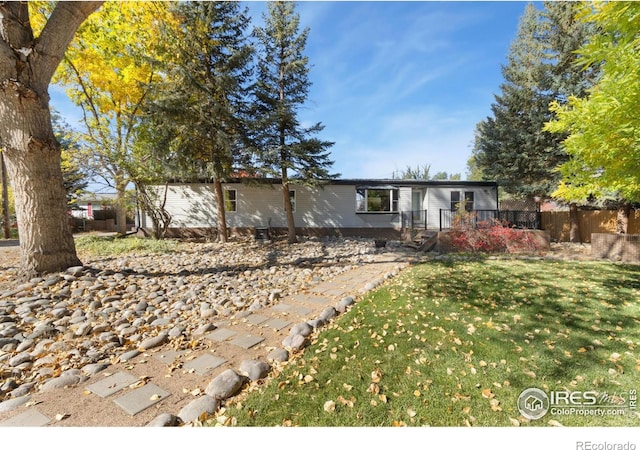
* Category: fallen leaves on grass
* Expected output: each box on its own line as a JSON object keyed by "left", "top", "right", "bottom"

{"left": 323, "top": 400, "right": 336, "bottom": 413}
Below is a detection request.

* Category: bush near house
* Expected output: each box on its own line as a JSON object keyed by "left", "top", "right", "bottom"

{"left": 449, "top": 214, "right": 545, "bottom": 254}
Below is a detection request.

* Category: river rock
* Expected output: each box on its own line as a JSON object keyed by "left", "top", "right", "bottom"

{"left": 290, "top": 322, "right": 313, "bottom": 337}
{"left": 319, "top": 307, "right": 337, "bottom": 322}
{"left": 205, "top": 369, "right": 246, "bottom": 400}
{"left": 40, "top": 369, "right": 86, "bottom": 391}
{"left": 0, "top": 395, "right": 31, "bottom": 413}
{"left": 146, "top": 413, "right": 182, "bottom": 427}
{"left": 282, "top": 334, "right": 306, "bottom": 351}
{"left": 239, "top": 360, "right": 270, "bottom": 381}
{"left": 267, "top": 348, "right": 289, "bottom": 362}
{"left": 177, "top": 395, "right": 218, "bottom": 423}
{"left": 138, "top": 332, "right": 168, "bottom": 350}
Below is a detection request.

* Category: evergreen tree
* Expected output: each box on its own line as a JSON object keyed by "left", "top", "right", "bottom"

{"left": 252, "top": 1, "right": 336, "bottom": 244}
{"left": 146, "top": 1, "right": 254, "bottom": 242}
{"left": 472, "top": 2, "right": 597, "bottom": 199}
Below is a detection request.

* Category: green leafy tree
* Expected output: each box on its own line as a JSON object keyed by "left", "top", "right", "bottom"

{"left": 545, "top": 2, "right": 640, "bottom": 233}
{"left": 253, "top": 1, "right": 337, "bottom": 244}
{"left": 0, "top": 2, "right": 102, "bottom": 276}
{"left": 472, "top": 2, "right": 597, "bottom": 200}
{"left": 144, "top": 1, "right": 254, "bottom": 242}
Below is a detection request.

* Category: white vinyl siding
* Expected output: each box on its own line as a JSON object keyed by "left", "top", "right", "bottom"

{"left": 143, "top": 182, "right": 497, "bottom": 232}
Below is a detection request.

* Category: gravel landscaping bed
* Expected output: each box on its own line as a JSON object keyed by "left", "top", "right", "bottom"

{"left": 0, "top": 237, "right": 389, "bottom": 402}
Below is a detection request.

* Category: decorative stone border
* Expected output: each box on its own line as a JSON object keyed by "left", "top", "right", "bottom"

{"left": 145, "top": 271, "right": 398, "bottom": 427}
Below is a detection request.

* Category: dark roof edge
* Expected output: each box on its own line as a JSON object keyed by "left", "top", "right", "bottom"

{"left": 164, "top": 178, "right": 498, "bottom": 188}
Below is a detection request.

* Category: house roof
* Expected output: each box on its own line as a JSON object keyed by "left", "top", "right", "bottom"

{"left": 164, "top": 177, "right": 498, "bottom": 188}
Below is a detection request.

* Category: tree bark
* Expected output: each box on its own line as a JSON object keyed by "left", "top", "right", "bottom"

{"left": 282, "top": 177, "right": 297, "bottom": 244}
{"left": 0, "top": 1, "right": 103, "bottom": 277}
{"left": 616, "top": 202, "right": 630, "bottom": 234}
{"left": 569, "top": 202, "right": 580, "bottom": 243}
{"left": 213, "top": 178, "right": 228, "bottom": 243}
{"left": 1, "top": 153, "right": 10, "bottom": 239}
{"left": 114, "top": 173, "right": 128, "bottom": 235}
{"left": 1, "top": 115, "right": 81, "bottom": 276}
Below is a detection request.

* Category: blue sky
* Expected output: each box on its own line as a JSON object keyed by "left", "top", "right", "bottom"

{"left": 51, "top": 1, "right": 529, "bottom": 181}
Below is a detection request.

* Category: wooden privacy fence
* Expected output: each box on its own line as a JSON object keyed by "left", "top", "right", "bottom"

{"left": 540, "top": 210, "right": 640, "bottom": 242}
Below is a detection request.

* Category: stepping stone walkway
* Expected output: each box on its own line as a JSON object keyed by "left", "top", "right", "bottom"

{"left": 0, "top": 252, "right": 411, "bottom": 427}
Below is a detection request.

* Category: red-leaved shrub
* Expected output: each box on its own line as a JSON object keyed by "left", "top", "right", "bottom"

{"left": 448, "top": 212, "right": 541, "bottom": 254}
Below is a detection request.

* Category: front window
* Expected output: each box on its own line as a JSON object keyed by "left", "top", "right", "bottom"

{"left": 224, "top": 189, "right": 237, "bottom": 212}
{"left": 451, "top": 191, "right": 461, "bottom": 211}
{"left": 356, "top": 188, "right": 398, "bottom": 212}
{"left": 464, "top": 191, "right": 475, "bottom": 212}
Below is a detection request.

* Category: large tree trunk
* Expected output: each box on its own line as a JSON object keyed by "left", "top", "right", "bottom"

{"left": 1, "top": 110, "right": 81, "bottom": 276}
{"left": 0, "top": 2, "right": 103, "bottom": 277}
{"left": 213, "top": 178, "right": 228, "bottom": 243}
{"left": 569, "top": 202, "right": 580, "bottom": 243}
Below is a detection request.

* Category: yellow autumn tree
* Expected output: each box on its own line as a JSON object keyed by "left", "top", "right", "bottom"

{"left": 32, "top": 1, "right": 177, "bottom": 234}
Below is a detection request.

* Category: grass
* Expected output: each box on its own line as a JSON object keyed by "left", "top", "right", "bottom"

{"left": 217, "top": 257, "right": 640, "bottom": 427}
{"left": 75, "top": 234, "right": 182, "bottom": 256}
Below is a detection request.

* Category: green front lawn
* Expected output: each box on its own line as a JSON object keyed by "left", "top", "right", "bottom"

{"left": 217, "top": 257, "right": 640, "bottom": 427}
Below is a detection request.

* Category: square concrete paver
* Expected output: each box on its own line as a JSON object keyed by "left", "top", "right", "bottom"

{"left": 154, "top": 350, "right": 184, "bottom": 365}
{"left": 270, "top": 304, "right": 292, "bottom": 313}
{"left": 113, "top": 383, "right": 170, "bottom": 416}
{"left": 305, "top": 296, "right": 331, "bottom": 305}
{"left": 245, "top": 314, "right": 269, "bottom": 326}
{"left": 230, "top": 334, "right": 265, "bottom": 349}
{"left": 205, "top": 328, "right": 237, "bottom": 342}
{"left": 0, "top": 409, "right": 51, "bottom": 427}
{"left": 291, "top": 294, "right": 308, "bottom": 303}
{"left": 183, "top": 354, "right": 226, "bottom": 375}
{"left": 323, "top": 289, "right": 349, "bottom": 298}
{"left": 87, "top": 371, "right": 138, "bottom": 398}
{"left": 262, "top": 318, "right": 292, "bottom": 331}
{"left": 291, "top": 306, "right": 313, "bottom": 316}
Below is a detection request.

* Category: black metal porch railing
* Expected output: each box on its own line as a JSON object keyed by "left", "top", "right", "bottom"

{"left": 439, "top": 209, "right": 541, "bottom": 231}
{"left": 498, "top": 210, "right": 541, "bottom": 230}
{"left": 439, "top": 209, "right": 497, "bottom": 231}
{"left": 401, "top": 210, "right": 428, "bottom": 230}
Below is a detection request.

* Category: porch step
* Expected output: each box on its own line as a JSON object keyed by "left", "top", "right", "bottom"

{"left": 404, "top": 231, "right": 438, "bottom": 252}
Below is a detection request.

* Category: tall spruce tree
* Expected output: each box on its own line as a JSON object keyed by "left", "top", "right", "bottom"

{"left": 146, "top": 1, "right": 254, "bottom": 242}
{"left": 252, "top": 1, "right": 336, "bottom": 244}
{"left": 471, "top": 2, "right": 597, "bottom": 200}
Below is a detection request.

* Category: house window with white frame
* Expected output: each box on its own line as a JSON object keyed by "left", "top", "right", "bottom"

{"left": 451, "top": 191, "right": 475, "bottom": 211}
{"left": 464, "top": 191, "right": 475, "bottom": 211}
{"left": 356, "top": 187, "right": 398, "bottom": 213}
{"left": 224, "top": 189, "right": 237, "bottom": 212}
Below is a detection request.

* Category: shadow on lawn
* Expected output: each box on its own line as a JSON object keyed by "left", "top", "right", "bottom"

{"left": 415, "top": 257, "right": 640, "bottom": 384}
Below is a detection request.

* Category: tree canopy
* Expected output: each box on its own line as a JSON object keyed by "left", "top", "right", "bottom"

{"left": 545, "top": 2, "right": 640, "bottom": 204}
{"left": 471, "top": 2, "right": 597, "bottom": 199}
{"left": 46, "top": 1, "right": 174, "bottom": 234}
